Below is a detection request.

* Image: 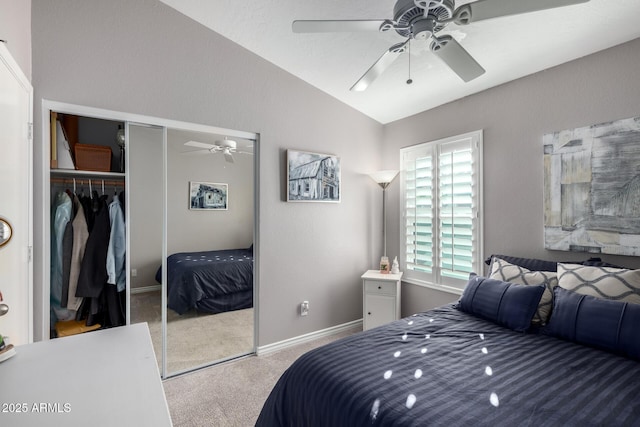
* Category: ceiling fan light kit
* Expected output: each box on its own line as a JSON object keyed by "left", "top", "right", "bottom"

{"left": 293, "top": 0, "right": 590, "bottom": 91}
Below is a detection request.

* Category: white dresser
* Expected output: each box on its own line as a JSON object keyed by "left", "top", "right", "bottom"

{"left": 362, "top": 270, "right": 403, "bottom": 330}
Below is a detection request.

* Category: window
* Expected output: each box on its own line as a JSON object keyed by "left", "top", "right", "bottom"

{"left": 400, "top": 130, "right": 483, "bottom": 292}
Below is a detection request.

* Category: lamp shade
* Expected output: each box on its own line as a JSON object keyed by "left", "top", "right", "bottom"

{"left": 369, "top": 170, "right": 399, "bottom": 186}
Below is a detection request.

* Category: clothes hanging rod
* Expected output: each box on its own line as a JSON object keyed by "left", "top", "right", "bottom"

{"left": 50, "top": 177, "right": 125, "bottom": 187}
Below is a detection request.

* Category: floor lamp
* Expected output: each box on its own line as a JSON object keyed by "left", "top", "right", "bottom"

{"left": 369, "top": 170, "right": 399, "bottom": 270}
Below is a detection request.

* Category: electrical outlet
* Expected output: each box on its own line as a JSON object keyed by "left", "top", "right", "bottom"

{"left": 301, "top": 301, "right": 309, "bottom": 316}
{"left": 131, "top": 269, "right": 137, "bottom": 277}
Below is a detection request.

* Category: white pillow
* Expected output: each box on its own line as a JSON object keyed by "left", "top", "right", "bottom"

{"left": 489, "top": 257, "right": 557, "bottom": 324}
{"left": 557, "top": 263, "right": 640, "bottom": 304}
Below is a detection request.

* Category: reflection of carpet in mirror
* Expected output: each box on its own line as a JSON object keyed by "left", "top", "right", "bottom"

{"left": 130, "top": 290, "right": 254, "bottom": 374}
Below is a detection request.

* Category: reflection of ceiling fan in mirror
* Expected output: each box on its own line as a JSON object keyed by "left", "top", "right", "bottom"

{"left": 182, "top": 137, "right": 253, "bottom": 163}
{"left": 293, "top": 0, "right": 590, "bottom": 90}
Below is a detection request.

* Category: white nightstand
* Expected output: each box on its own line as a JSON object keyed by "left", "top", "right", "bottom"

{"left": 361, "top": 270, "right": 403, "bottom": 330}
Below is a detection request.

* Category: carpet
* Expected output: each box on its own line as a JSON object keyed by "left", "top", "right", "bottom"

{"left": 130, "top": 290, "right": 254, "bottom": 374}
{"left": 162, "top": 328, "right": 359, "bottom": 426}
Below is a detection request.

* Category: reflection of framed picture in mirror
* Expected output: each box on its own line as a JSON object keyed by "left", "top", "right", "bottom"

{"left": 189, "top": 182, "right": 228, "bottom": 210}
{"left": 287, "top": 149, "right": 340, "bottom": 202}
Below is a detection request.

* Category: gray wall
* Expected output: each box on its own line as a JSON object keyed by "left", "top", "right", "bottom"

{"left": 31, "top": 0, "right": 384, "bottom": 345}
{"left": 383, "top": 37, "right": 640, "bottom": 317}
{"left": 0, "top": 0, "right": 31, "bottom": 79}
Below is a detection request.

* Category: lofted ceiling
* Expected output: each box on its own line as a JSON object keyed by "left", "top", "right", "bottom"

{"left": 159, "top": 0, "right": 640, "bottom": 124}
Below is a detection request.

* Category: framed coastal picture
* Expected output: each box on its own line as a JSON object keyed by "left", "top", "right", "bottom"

{"left": 189, "top": 182, "right": 228, "bottom": 210}
{"left": 287, "top": 149, "right": 341, "bottom": 202}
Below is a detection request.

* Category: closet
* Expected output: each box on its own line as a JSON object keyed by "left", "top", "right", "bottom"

{"left": 49, "top": 112, "right": 126, "bottom": 338}
{"left": 42, "top": 101, "right": 258, "bottom": 379}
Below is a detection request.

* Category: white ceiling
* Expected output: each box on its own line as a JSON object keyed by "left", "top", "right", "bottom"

{"left": 159, "top": 0, "right": 640, "bottom": 124}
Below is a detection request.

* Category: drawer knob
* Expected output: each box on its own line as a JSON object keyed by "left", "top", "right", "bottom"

{"left": 378, "top": 286, "right": 381, "bottom": 289}
{"left": 368, "top": 312, "right": 371, "bottom": 315}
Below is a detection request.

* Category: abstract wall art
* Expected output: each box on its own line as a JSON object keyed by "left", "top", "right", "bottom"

{"left": 543, "top": 116, "right": 640, "bottom": 255}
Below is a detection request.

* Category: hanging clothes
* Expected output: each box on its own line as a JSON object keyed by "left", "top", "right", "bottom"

{"left": 50, "top": 191, "right": 74, "bottom": 322}
{"left": 75, "top": 193, "right": 126, "bottom": 329}
{"left": 51, "top": 176, "right": 127, "bottom": 336}
{"left": 76, "top": 195, "right": 110, "bottom": 299}
{"left": 79, "top": 192, "right": 95, "bottom": 233}
{"left": 60, "top": 216, "right": 73, "bottom": 308}
{"left": 106, "top": 193, "right": 126, "bottom": 292}
{"left": 67, "top": 194, "right": 89, "bottom": 311}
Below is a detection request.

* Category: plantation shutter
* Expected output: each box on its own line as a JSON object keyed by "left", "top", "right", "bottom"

{"left": 404, "top": 152, "right": 434, "bottom": 280}
{"left": 400, "top": 131, "right": 482, "bottom": 290}
{"left": 438, "top": 139, "right": 477, "bottom": 286}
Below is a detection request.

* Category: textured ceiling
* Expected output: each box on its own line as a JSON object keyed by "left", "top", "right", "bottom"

{"left": 159, "top": 0, "right": 640, "bottom": 124}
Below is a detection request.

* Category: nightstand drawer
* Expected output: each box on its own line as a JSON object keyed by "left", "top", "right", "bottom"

{"left": 364, "top": 280, "right": 396, "bottom": 295}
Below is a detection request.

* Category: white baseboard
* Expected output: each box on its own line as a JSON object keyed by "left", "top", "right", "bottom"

{"left": 130, "top": 284, "right": 161, "bottom": 294}
{"left": 256, "top": 319, "right": 363, "bottom": 356}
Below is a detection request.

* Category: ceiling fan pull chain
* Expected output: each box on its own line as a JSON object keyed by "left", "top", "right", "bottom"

{"left": 407, "top": 41, "right": 413, "bottom": 85}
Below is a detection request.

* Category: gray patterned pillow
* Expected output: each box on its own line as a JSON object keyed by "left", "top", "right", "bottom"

{"left": 557, "top": 263, "right": 640, "bottom": 304}
{"left": 489, "top": 257, "right": 557, "bottom": 324}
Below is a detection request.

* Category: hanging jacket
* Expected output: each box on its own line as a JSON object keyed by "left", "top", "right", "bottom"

{"left": 76, "top": 196, "right": 110, "bottom": 298}
{"left": 80, "top": 194, "right": 95, "bottom": 232}
{"left": 51, "top": 191, "right": 74, "bottom": 321}
{"left": 106, "top": 196, "right": 126, "bottom": 292}
{"left": 60, "top": 220, "right": 73, "bottom": 308}
{"left": 67, "top": 194, "right": 89, "bottom": 310}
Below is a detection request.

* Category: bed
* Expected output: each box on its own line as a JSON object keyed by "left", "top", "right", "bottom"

{"left": 257, "top": 256, "right": 640, "bottom": 426}
{"left": 155, "top": 247, "right": 253, "bottom": 315}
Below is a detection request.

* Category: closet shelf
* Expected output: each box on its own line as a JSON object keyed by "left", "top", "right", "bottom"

{"left": 50, "top": 169, "right": 125, "bottom": 179}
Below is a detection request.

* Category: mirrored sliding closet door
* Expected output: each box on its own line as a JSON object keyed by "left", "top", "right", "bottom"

{"left": 128, "top": 123, "right": 256, "bottom": 378}
{"left": 128, "top": 123, "right": 165, "bottom": 370}
{"left": 164, "top": 128, "right": 255, "bottom": 375}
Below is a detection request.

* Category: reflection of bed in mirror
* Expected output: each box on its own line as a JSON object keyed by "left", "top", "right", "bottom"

{"left": 156, "top": 246, "right": 253, "bottom": 315}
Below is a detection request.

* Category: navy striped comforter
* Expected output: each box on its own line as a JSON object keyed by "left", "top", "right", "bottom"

{"left": 156, "top": 248, "right": 253, "bottom": 314}
{"left": 257, "top": 305, "right": 640, "bottom": 426}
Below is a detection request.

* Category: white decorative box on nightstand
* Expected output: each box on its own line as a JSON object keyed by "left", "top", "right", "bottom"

{"left": 362, "top": 270, "right": 403, "bottom": 330}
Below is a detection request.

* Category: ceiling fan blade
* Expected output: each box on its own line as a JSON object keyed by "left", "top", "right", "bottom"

{"left": 224, "top": 152, "right": 235, "bottom": 163}
{"left": 458, "top": 0, "right": 590, "bottom": 24}
{"left": 184, "top": 140, "right": 214, "bottom": 149}
{"left": 431, "top": 36, "right": 485, "bottom": 82}
{"left": 350, "top": 41, "right": 408, "bottom": 92}
{"left": 293, "top": 20, "right": 387, "bottom": 33}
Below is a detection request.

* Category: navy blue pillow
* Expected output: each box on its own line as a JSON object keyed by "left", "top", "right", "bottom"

{"left": 483, "top": 254, "right": 623, "bottom": 274}
{"left": 457, "top": 275, "right": 545, "bottom": 332}
{"left": 544, "top": 287, "right": 640, "bottom": 361}
{"left": 484, "top": 254, "right": 557, "bottom": 272}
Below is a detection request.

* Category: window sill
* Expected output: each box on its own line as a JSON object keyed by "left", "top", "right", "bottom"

{"left": 401, "top": 277, "right": 463, "bottom": 296}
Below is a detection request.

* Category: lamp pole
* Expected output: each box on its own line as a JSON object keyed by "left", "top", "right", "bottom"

{"left": 380, "top": 182, "right": 390, "bottom": 257}
{"left": 368, "top": 170, "right": 399, "bottom": 260}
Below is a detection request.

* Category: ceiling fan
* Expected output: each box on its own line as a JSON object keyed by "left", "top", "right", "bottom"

{"left": 293, "top": 0, "right": 590, "bottom": 91}
{"left": 183, "top": 137, "right": 252, "bottom": 163}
